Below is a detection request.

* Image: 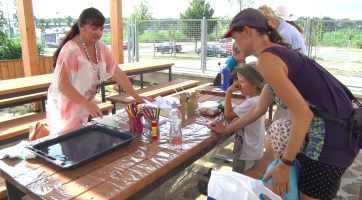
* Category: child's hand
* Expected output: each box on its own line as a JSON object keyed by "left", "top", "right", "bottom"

{"left": 208, "top": 121, "right": 228, "bottom": 134}
{"left": 227, "top": 83, "right": 241, "bottom": 93}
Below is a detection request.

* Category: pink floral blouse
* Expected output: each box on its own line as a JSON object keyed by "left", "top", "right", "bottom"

{"left": 47, "top": 41, "right": 116, "bottom": 135}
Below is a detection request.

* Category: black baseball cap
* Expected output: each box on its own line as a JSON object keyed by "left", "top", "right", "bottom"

{"left": 222, "top": 8, "right": 269, "bottom": 38}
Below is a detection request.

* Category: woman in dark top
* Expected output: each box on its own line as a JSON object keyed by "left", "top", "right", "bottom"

{"left": 208, "top": 8, "right": 356, "bottom": 200}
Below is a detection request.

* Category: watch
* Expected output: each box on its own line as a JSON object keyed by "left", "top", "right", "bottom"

{"left": 280, "top": 156, "right": 295, "bottom": 166}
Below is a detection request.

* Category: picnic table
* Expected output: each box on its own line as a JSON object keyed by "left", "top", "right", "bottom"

{"left": 0, "top": 62, "right": 174, "bottom": 106}
{"left": 0, "top": 92, "right": 244, "bottom": 200}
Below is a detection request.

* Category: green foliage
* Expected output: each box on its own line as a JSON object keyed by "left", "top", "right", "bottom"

{"left": 138, "top": 31, "right": 187, "bottom": 43}
{"left": 322, "top": 29, "right": 362, "bottom": 48}
{"left": 0, "top": 40, "right": 22, "bottom": 60}
{"left": 168, "top": 24, "right": 177, "bottom": 40}
{"left": 179, "top": 0, "right": 216, "bottom": 40}
{"left": 65, "top": 15, "right": 72, "bottom": 27}
{"left": 0, "top": 1, "right": 8, "bottom": 43}
{"left": 130, "top": 0, "right": 153, "bottom": 34}
{"left": 227, "top": 0, "right": 255, "bottom": 13}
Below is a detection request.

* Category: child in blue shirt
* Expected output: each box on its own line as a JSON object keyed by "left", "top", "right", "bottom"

{"left": 225, "top": 43, "right": 246, "bottom": 81}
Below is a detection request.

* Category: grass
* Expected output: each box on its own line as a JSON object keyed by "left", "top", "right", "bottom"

{"left": 18, "top": 110, "right": 26, "bottom": 115}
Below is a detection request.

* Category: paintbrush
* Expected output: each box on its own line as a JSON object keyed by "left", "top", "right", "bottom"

{"left": 181, "top": 86, "right": 189, "bottom": 97}
{"left": 174, "top": 88, "right": 181, "bottom": 96}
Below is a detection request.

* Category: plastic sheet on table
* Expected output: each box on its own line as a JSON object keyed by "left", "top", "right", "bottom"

{"left": 139, "top": 131, "right": 235, "bottom": 200}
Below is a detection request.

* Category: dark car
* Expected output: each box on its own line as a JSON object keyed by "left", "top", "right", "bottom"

{"left": 197, "top": 44, "right": 232, "bottom": 57}
{"left": 123, "top": 39, "right": 132, "bottom": 49}
{"left": 155, "top": 42, "right": 182, "bottom": 53}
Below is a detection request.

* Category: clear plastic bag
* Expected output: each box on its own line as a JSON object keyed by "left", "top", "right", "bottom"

{"left": 207, "top": 170, "right": 282, "bottom": 200}
{"left": 196, "top": 101, "right": 221, "bottom": 116}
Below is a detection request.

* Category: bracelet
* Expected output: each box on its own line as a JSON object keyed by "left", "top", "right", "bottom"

{"left": 280, "top": 156, "right": 295, "bottom": 166}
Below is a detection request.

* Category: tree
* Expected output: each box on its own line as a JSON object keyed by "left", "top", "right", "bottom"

{"left": 167, "top": 24, "right": 177, "bottom": 57}
{"left": 12, "top": 0, "right": 18, "bottom": 23}
{"left": 130, "top": 0, "right": 152, "bottom": 34}
{"left": 179, "top": 0, "right": 215, "bottom": 49}
{"left": 228, "top": 0, "right": 254, "bottom": 13}
{"left": 65, "top": 15, "right": 72, "bottom": 27}
{"left": 52, "top": 18, "right": 57, "bottom": 27}
{"left": 0, "top": 0, "right": 8, "bottom": 43}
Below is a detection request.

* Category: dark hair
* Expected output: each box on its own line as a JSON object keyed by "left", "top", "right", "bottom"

{"left": 286, "top": 21, "right": 304, "bottom": 34}
{"left": 234, "top": 22, "right": 292, "bottom": 49}
{"left": 53, "top": 7, "right": 105, "bottom": 68}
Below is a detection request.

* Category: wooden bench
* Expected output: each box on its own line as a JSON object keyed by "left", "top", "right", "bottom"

{"left": 0, "top": 102, "right": 114, "bottom": 146}
{"left": 106, "top": 79, "right": 201, "bottom": 114}
{"left": 103, "top": 75, "right": 137, "bottom": 93}
{"left": 0, "top": 92, "right": 47, "bottom": 110}
{"left": 0, "top": 178, "right": 6, "bottom": 200}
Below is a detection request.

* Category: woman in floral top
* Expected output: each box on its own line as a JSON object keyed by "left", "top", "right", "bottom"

{"left": 30, "top": 8, "right": 153, "bottom": 139}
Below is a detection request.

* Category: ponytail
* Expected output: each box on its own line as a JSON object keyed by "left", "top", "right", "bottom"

{"left": 265, "top": 24, "right": 292, "bottom": 49}
{"left": 53, "top": 22, "right": 79, "bottom": 68}
{"left": 233, "top": 23, "right": 293, "bottom": 49}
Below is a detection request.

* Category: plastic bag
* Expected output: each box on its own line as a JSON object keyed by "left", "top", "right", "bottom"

{"left": 207, "top": 170, "right": 282, "bottom": 200}
{"left": 197, "top": 101, "right": 221, "bottom": 116}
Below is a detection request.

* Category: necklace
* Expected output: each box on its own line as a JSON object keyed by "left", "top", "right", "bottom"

{"left": 79, "top": 34, "right": 100, "bottom": 82}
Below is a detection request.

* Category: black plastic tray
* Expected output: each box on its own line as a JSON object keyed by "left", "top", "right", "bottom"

{"left": 26, "top": 124, "right": 134, "bottom": 169}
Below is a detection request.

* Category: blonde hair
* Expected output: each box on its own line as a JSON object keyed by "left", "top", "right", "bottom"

{"left": 232, "top": 43, "right": 241, "bottom": 54}
{"left": 258, "top": 5, "right": 278, "bottom": 19}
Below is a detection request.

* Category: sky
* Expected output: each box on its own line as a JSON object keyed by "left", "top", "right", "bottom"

{"left": 1, "top": 0, "right": 361, "bottom": 21}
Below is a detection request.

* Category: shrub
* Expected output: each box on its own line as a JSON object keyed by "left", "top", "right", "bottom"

{"left": 0, "top": 39, "right": 22, "bottom": 60}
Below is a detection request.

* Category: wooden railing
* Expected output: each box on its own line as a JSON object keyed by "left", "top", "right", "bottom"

{"left": 0, "top": 56, "right": 54, "bottom": 80}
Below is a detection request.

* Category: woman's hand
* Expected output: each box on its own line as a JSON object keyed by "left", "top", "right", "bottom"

{"left": 136, "top": 96, "right": 155, "bottom": 103}
{"left": 264, "top": 161, "right": 291, "bottom": 198}
{"left": 84, "top": 101, "right": 103, "bottom": 118}
{"left": 227, "top": 83, "right": 241, "bottom": 93}
{"left": 208, "top": 121, "right": 228, "bottom": 134}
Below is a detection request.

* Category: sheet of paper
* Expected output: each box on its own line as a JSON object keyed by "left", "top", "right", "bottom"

{"left": 143, "top": 96, "right": 169, "bottom": 108}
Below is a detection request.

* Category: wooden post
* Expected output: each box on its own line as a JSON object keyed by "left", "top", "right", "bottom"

{"left": 17, "top": 0, "right": 40, "bottom": 77}
{"left": 110, "top": 0, "right": 124, "bottom": 64}
{"left": 17, "top": 0, "right": 42, "bottom": 111}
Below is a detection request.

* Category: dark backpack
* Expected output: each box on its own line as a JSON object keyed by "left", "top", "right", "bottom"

{"left": 212, "top": 73, "right": 233, "bottom": 87}
{"left": 309, "top": 80, "right": 362, "bottom": 155}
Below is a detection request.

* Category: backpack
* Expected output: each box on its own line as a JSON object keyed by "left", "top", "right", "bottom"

{"left": 309, "top": 80, "right": 362, "bottom": 155}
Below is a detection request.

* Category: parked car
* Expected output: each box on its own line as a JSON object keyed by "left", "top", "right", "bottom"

{"left": 154, "top": 42, "right": 182, "bottom": 53}
{"left": 197, "top": 44, "right": 232, "bottom": 57}
{"left": 123, "top": 39, "right": 132, "bottom": 49}
{"left": 219, "top": 43, "right": 232, "bottom": 52}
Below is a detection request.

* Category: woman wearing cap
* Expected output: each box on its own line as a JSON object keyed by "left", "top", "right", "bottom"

{"left": 208, "top": 8, "right": 355, "bottom": 200}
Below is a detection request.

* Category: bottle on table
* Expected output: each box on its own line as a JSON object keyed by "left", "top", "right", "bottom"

{"left": 221, "top": 64, "right": 230, "bottom": 91}
{"left": 169, "top": 101, "right": 182, "bottom": 147}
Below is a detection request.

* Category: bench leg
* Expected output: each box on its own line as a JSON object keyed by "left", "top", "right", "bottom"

{"left": 6, "top": 180, "right": 26, "bottom": 200}
{"left": 41, "top": 100, "right": 46, "bottom": 112}
{"left": 101, "top": 82, "right": 106, "bottom": 102}
{"left": 112, "top": 102, "right": 116, "bottom": 115}
{"left": 169, "top": 67, "right": 172, "bottom": 81}
{"left": 118, "top": 85, "right": 122, "bottom": 94}
{"left": 140, "top": 74, "right": 144, "bottom": 89}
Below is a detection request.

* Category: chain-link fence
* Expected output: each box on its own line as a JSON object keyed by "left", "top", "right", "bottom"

{"left": 125, "top": 18, "right": 362, "bottom": 92}
{"left": 137, "top": 19, "right": 203, "bottom": 70}
{"left": 307, "top": 20, "right": 362, "bottom": 92}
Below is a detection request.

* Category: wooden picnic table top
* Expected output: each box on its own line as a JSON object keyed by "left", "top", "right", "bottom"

{"left": 0, "top": 93, "right": 243, "bottom": 200}
{"left": 0, "top": 62, "right": 174, "bottom": 97}
{"left": 106, "top": 79, "right": 201, "bottom": 104}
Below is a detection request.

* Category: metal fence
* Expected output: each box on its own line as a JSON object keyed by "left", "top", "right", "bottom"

{"left": 104, "top": 18, "right": 362, "bottom": 91}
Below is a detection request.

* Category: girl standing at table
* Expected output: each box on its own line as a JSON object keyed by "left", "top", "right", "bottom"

{"left": 29, "top": 7, "right": 153, "bottom": 140}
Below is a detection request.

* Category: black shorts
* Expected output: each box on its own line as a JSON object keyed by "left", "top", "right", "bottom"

{"left": 298, "top": 157, "right": 346, "bottom": 199}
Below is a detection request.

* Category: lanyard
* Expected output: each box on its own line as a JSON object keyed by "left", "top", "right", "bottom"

{"left": 79, "top": 34, "right": 100, "bottom": 81}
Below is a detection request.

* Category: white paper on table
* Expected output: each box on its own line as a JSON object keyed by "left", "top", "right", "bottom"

{"left": 143, "top": 96, "right": 169, "bottom": 108}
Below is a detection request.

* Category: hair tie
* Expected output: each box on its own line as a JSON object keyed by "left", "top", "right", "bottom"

{"left": 268, "top": 31, "right": 271, "bottom": 35}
